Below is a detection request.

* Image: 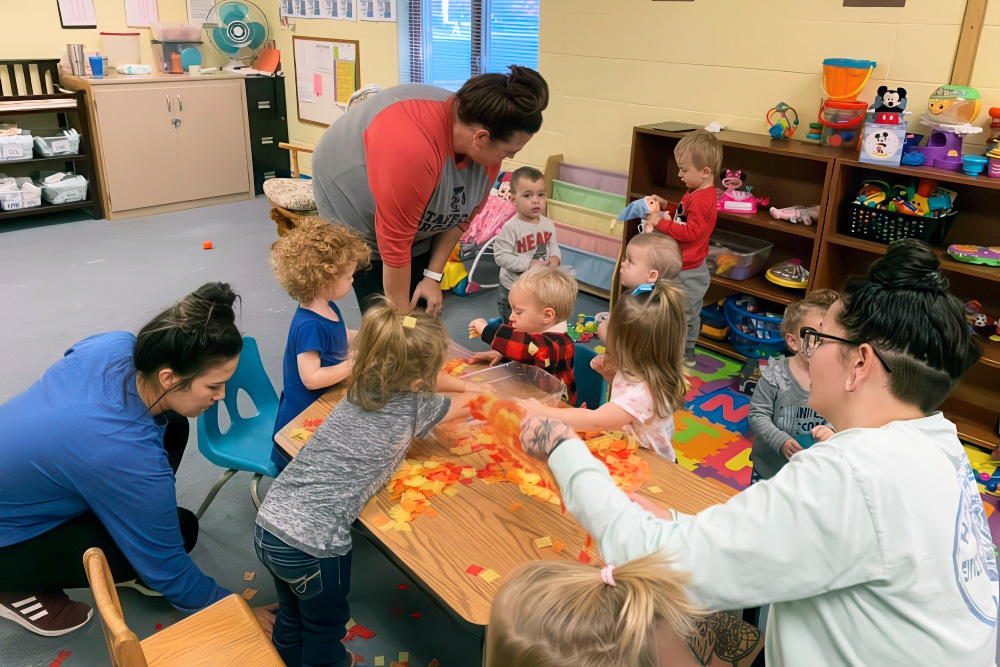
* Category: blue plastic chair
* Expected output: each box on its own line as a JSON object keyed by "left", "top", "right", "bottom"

{"left": 573, "top": 343, "right": 608, "bottom": 409}
{"left": 195, "top": 336, "right": 280, "bottom": 519}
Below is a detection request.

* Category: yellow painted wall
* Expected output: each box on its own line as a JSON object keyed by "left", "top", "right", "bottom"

{"left": 2, "top": 0, "right": 189, "bottom": 74}
{"left": 520, "top": 0, "right": 967, "bottom": 172}
{"left": 257, "top": 7, "right": 400, "bottom": 175}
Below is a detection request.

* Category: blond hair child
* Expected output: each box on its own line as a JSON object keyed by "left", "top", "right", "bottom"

{"left": 485, "top": 554, "right": 703, "bottom": 667}
{"left": 270, "top": 218, "right": 371, "bottom": 470}
{"left": 493, "top": 166, "right": 561, "bottom": 321}
{"left": 468, "top": 266, "right": 578, "bottom": 404}
{"left": 256, "top": 299, "right": 470, "bottom": 667}
{"left": 643, "top": 130, "right": 723, "bottom": 366}
{"left": 520, "top": 280, "right": 687, "bottom": 460}
{"left": 748, "top": 289, "right": 838, "bottom": 481}
{"left": 620, "top": 232, "right": 683, "bottom": 289}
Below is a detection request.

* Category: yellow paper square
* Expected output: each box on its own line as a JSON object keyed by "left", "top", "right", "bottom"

{"left": 534, "top": 536, "right": 553, "bottom": 548}
{"left": 399, "top": 653, "right": 410, "bottom": 662}
{"left": 375, "top": 658, "right": 385, "bottom": 667}
{"left": 402, "top": 316, "right": 417, "bottom": 328}
{"left": 480, "top": 568, "right": 501, "bottom": 583}
{"left": 444, "top": 487, "right": 459, "bottom": 496}
{"left": 527, "top": 342, "right": 539, "bottom": 354}
{"left": 648, "top": 486, "right": 663, "bottom": 494}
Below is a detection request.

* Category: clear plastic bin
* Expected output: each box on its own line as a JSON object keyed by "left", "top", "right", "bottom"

{"left": 150, "top": 22, "right": 202, "bottom": 42}
{"left": 706, "top": 229, "right": 774, "bottom": 280}
{"left": 0, "top": 132, "right": 34, "bottom": 162}
{"left": 37, "top": 173, "right": 88, "bottom": 205}
{"left": 0, "top": 179, "right": 41, "bottom": 211}
{"left": 33, "top": 131, "right": 81, "bottom": 157}
{"left": 551, "top": 180, "right": 626, "bottom": 217}
{"left": 152, "top": 41, "right": 203, "bottom": 74}
{"left": 458, "top": 361, "right": 566, "bottom": 404}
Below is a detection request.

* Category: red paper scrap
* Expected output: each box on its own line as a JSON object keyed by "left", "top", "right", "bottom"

{"left": 344, "top": 623, "right": 376, "bottom": 641}
{"left": 49, "top": 650, "right": 72, "bottom": 667}
{"left": 465, "top": 564, "right": 484, "bottom": 576}
{"left": 154, "top": 622, "right": 163, "bottom": 630}
{"left": 303, "top": 418, "right": 323, "bottom": 428}
{"left": 409, "top": 612, "right": 422, "bottom": 619}
{"left": 578, "top": 550, "right": 591, "bottom": 564}
{"left": 397, "top": 584, "right": 408, "bottom": 590}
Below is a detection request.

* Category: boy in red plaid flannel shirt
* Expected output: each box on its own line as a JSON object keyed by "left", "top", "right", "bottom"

{"left": 467, "top": 266, "right": 578, "bottom": 404}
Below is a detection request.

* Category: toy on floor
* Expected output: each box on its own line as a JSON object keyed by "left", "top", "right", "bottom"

{"left": 442, "top": 243, "right": 471, "bottom": 295}
{"left": 765, "top": 259, "right": 808, "bottom": 289}
{"left": 769, "top": 205, "right": 819, "bottom": 225}
{"left": 909, "top": 85, "right": 984, "bottom": 172}
{"left": 700, "top": 300, "right": 729, "bottom": 341}
{"left": 716, "top": 170, "right": 769, "bottom": 214}
{"left": 568, "top": 313, "right": 600, "bottom": 343}
{"left": 951, "top": 246, "right": 1000, "bottom": 267}
{"left": 766, "top": 102, "right": 799, "bottom": 139}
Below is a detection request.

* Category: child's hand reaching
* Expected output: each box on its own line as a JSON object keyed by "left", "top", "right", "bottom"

{"left": 644, "top": 196, "right": 661, "bottom": 214}
{"left": 590, "top": 353, "right": 611, "bottom": 375}
{"left": 517, "top": 397, "right": 557, "bottom": 417}
{"left": 468, "top": 318, "right": 488, "bottom": 338}
{"left": 781, "top": 438, "right": 803, "bottom": 460}
{"left": 463, "top": 350, "right": 504, "bottom": 367}
{"left": 545, "top": 256, "right": 561, "bottom": 268}
{"left": 812, "top": 425, "right": 835, "bottom": 442}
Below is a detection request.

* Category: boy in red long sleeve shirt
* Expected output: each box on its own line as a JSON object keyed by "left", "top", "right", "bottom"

{"left": 643, "top": 130, "right": 723, "bottom": 366}
{"left": 467, "top": 266, "right": 577, "bottom": 404}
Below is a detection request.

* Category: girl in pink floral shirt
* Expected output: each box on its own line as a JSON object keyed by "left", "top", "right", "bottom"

{"left": 519, "top": 281, "right": 688, "bottom": 461}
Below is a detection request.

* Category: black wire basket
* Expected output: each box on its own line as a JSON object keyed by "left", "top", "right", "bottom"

{"left": 842, "top": 201, "right": 956, "bottom": 245}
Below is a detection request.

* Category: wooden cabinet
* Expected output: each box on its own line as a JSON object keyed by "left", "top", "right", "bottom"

{"left": 63, "top": 72, "right": 253, "bottom": 219}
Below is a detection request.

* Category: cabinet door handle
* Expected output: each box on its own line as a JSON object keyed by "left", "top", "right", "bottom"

{"left": 264, "top": 171, "right": 276, "bottom": 179}
{"left": 257, "top": 100, "right": 271, "bottom": 109}
{"left": 177, "top": 95, "right": 183, "bottom": 112}
{"left": 261, "top": 137, "right": 274, "bottom": 145}
{"left": 166, "top": 94, "right": 171, "bottom": 113}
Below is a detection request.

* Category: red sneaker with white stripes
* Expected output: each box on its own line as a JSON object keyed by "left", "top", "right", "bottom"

{"left": 0, "top": 591, "right": 92, "bottom": 636}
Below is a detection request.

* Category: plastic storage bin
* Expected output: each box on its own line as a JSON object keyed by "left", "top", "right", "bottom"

{"left": 558, "top": 163, "right": 628, "bottom": 197}
{"left": 458, "top": 361, "right": 566, "bottom": 404}
{"left": 842, "top": 201, "right": 956, "bottom": 246}
{"left": 36, "top": 172, "right": 88, "bottom": 205}
{"left": 723, "top": 295, "right": 787, "bottom": 359}
{"left": 548, "top": 199, "right": 623, "bottom": 237}
{"left": 0, "top": 177, "right": 42, "bottom": 211}
{"left": 0, "top": 131, "right": 34, "bottom": 162}
{"left": 150, "top": 22, "right": 202, "bottom": 42}
{"left": 152, "top": 41, "right": 203, "bottom": 74}
{"left": 551, "top": 180, "right": 626, "bottom": 217}
{"left": 699, "top": 301, "right": 730, "bottom": 340}
{"left": 33, "top": 131, "right": 81, "bottom": 157}
{"left": 706, "top": 229, "right": 774, "bottom": 280}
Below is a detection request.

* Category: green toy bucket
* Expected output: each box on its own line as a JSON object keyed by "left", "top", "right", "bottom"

{"left": 822, "top": 58, "right": 876, "bottom": 101}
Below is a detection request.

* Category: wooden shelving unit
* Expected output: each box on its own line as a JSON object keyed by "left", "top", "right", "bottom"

{"left": 622, "top": 124, "right": 1000, "bottom": 450}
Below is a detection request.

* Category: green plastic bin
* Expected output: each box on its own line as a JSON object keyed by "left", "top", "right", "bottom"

{"left": 551, "top": 179, "right": 626, "bottom": 217}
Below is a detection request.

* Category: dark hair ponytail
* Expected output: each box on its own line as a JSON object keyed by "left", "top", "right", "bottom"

{"left": 455, "top": 65, "right": 549, "bottom": 142}
{"left": 134, "top": 282, "right": 243, "bottom": 391}
{"left": 838, "top": 239, "right": 980, "bottom": 412}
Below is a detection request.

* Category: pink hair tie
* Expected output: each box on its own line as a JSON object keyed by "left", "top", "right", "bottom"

{"left": 601, "top": 564, "right": 616, "bottom": 587}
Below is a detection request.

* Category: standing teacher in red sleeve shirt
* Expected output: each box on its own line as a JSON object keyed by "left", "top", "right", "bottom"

{"left": 311, "top": 66, "right": 549, "bottom": 315}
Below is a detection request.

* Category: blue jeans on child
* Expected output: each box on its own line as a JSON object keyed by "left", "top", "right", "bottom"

{"left": 254, "top": 525, "right": 353, "bottom": 667}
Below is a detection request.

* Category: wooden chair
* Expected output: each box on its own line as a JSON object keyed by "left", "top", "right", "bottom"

{"left": 82, "top": 547, "right": 284, "bottom": 667}
{"left": 264, "top": 143, "right": 316, "bottom": 237}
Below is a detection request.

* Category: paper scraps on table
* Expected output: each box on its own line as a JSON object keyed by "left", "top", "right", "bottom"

{"left": 241, "top": 588, "right": 257, "bottom": 600}
{"left": 343, "top": 621, "right": 376, "bottom": 641}
{"left": 398, "top": 584, "right": 408, "bottom": 589}
{"left": 303, "top": 418, "right": 323, "bottom": 428}
{"left": 48, "top": 650, "right": 72, "bottom": 667}
{"left": 582, "top": 430, "right": 650, "bottom": 493}
{"left": 648, "top": 485, "right": 663, "bottom": 494}
{"left": 409, "top": 612, "right": 422, "bottom": 619}
{"left": 551, "top": 540, "right": 565, "bottom": 553}
{"left": 480, "top": 568, "right": 501, "bottom": 583}
{"left": 290, "top": 428, "right": 313, "bottom": 443}
{"left": 508, "top": 502, "right": 522, "bottom": 511}
{"left": 578, "top": 550, "right": 591, "bottom": 564}
{"left": 154, "top": 622, "right": 163, "bottom": 630}
{"left": 383, "top": 458, "right": 472, "bottom": 527}
{"left": 465, "top": 564, "right": 484, "bottom": 577}
{"left": 442, "top": 359, "right": 467, "bottom": 376}
{"left": 534, "top": 535, "right": 553, "bottom": 548}
{"left": 244, "top": 571, "right": 255, "bottom": 581}
{"left": 374, "top": 658, "right": 385, "bottom": 667}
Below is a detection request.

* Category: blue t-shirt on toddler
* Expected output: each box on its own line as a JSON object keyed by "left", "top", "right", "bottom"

{"left": 272, "top": 302, "right": 348, "bottom": 469}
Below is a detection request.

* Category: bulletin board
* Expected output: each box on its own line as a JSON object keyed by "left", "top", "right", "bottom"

{"left": 293, "top": 36, "right": 361, "bottom": 127}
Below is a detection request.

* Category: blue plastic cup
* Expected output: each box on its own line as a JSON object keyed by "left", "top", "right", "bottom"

{"left": 88, "top": 55, "right": 104, "bottom": 79}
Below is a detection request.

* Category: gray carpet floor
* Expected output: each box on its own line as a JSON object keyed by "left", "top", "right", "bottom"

{"left": 0, "top": 196, "right": 606, "bottom": 667}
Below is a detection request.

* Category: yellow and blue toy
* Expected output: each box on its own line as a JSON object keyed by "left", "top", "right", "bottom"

{"left": 766, "top": 102, "right": 799, "bottom": 140}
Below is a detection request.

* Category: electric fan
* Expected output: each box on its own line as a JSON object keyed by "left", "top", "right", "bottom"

{"left": 203, "top": 1, "right": 270, "bottom": 73}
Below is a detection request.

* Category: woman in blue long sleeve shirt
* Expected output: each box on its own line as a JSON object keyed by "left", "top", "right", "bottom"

{"left": 0, "top": 283, "right": 259, "bottom": 637}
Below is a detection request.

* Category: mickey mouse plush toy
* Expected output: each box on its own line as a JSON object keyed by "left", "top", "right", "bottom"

{"left": 874, "top": 86, "right": 907, "bottom": 113}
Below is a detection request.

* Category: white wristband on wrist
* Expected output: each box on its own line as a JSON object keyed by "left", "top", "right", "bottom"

{"left": 422, "top": 268, "right": 443, "bottom": 282}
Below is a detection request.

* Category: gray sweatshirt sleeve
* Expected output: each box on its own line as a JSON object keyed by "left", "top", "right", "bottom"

{"left": 493, "top": 220, "right": 535, "bottom": 273}
{"left": 748, "top": 375, "right": 792, "bottom": 453}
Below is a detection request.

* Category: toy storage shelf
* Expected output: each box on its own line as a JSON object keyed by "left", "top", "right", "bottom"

{"left": 619, "top": 126, "right": 842, "bottom": 307}
{"left": 815, "top": 158, "right": 1000, "bottom": 449}
{"left": 698, "top": 337, "right": 748, "bottom": 362}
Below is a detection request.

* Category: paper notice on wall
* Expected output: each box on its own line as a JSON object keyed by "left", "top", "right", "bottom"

{"left": 187, "top": 0, "right": 214, "bottom": 23}
{"left": 335, "top": 60, "right": 355, "bottom": 103}
{"left": 314, "top": 73, "right": 323, "bottom": 96}
{"left": 360, "top": 0, "right": 396, "bottom": 22}
{"left": 57, "top": 0, "right": 97, "bottom": 27}
{"left": 125, "top": 0, "right": 159, "bottom": 27}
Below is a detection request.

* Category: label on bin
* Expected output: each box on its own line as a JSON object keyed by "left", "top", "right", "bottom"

{"left": 51, "top": 140, "right": 71, "bottom": 154}
{"left": 3, "top": 146, "right": 23, "bottom": 158}
{"left": 3, "top": 200, "right": 22, "bottom": 210}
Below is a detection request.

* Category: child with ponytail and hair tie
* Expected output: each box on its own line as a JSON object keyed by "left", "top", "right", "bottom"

{"left": 255, "top": 299, "right": 471, "bottom": 667}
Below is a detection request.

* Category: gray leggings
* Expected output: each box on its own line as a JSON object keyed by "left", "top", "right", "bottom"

{"left": 677, "top": 263, "right": 711, "bottom": 359}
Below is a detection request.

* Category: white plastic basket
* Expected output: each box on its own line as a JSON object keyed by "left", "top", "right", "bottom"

{"left": 39, "top": 175, "right": 88, "bottom": 204}
{"left": 0, "top": 132, "right": 34, "bottom": 162}
{"left": 34, "top": 133, "right": 81, "bottom": 157}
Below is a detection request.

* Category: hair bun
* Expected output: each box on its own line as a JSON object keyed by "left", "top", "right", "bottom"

{"left": 505, "top": 65, "right": 549, "bottom": 115}
{"left": 179, "top": 282, "right": 238, "bottom": 328}
{"left": 868, "top": 238, "right": 950, "bottom": 293}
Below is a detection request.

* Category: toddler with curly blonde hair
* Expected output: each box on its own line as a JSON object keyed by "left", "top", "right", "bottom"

{"left": 269, "top": 218, "right": 371, "bottom": 471}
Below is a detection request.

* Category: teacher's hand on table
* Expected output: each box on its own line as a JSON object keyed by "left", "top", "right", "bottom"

{"left": 462, "top": 350, "right": 504, "bottom": 367}
{"left": 627, "top": 492, "right": 675, "bottom": 521}
{"left": 252, "top": 603, "right": 278, "bottom": 640}
{"left": 520, "top": 414, "right": 577, "bottom": 460}
{"left": 410, "top": 277, "right": 444, "bottom": 316}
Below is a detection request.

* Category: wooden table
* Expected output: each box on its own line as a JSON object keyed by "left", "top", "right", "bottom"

{"left": 274, "top": 357, "right": 736, "bottom": 633}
